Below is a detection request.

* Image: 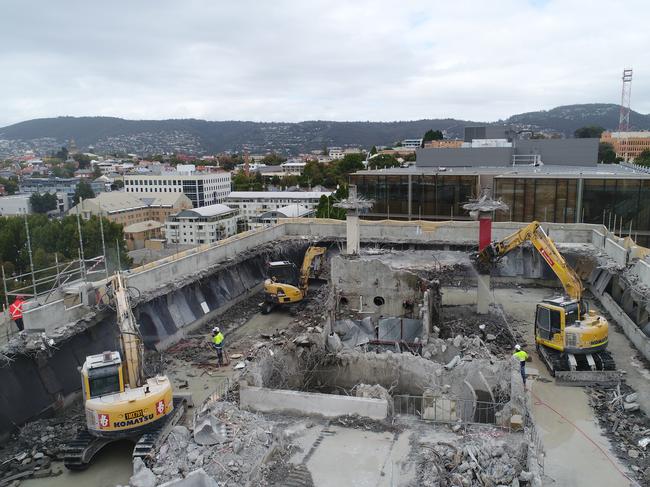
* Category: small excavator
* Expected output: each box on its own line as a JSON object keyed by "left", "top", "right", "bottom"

{"left": 474, "top": 221, "right": 620, "bottom": 384}
{"left": 261, "top": 246, "right": 327, "bottom": 314}
{"left": 64, "top": 273, "right": 186, "bottom": 470}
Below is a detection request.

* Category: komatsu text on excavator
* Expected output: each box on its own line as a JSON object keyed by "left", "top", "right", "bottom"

{"left": 64, "top": 273, "right": 186, "bottom": 470}
{"left": 474, "top": 221, "right": 620, "bottom": 385}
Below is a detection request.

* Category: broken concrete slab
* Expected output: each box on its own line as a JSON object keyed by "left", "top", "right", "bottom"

{"left": 240, "top": 385, "right": 389, "bottom": 420}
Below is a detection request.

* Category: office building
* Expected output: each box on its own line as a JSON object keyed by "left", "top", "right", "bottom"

{"left": 20, "top": 177, "right": 105, "bottom": 206}
{"left": 123, "top": 166, "right": 231, "bottom": 207}
{"left": 249, "top": 204, "right": 314, "bottom": 229}
{"left": 350, "top": 126, "right": 650, "bottom": 245}
{"left": 601, "top": 131, "right": 650, "bottom": 160}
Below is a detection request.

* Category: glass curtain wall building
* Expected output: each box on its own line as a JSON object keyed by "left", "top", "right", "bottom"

{"left": 351, "top": 167, "right": 650, "bottom": 246}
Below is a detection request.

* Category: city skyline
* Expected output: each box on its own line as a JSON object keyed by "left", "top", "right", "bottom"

{"left": 2, "top": 0, "right": 649, "bottom": 126}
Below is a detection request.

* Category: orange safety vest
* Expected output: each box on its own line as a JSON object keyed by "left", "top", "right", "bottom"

{"left": 9, "top": 300, "right": 23, "bottom": 320}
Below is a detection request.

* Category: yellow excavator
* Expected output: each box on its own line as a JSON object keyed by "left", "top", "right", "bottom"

{"left": 64, "top": 273, "right": 185, "bottom": 469}
{"left": 475, "top": 221, "right": 619, "bottom": 384}
{"left": 262, "top": 246, "right": 327, "bottom": 314}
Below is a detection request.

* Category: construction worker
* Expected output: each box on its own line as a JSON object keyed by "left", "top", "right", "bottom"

{"left": 211, "top": 327, "right": 225, "bottom": 366}
{"left": 513, "top": 344, "right": 529, "bottom": 387}
{"left": 9, "top": 295, "right": 25, "bottom": 332}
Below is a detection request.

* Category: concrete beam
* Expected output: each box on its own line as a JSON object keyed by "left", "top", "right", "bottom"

{"left": 240, "top": 386, "right": 389, "bottom": 420}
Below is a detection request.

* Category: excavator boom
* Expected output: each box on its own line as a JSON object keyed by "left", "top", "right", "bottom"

{"left": 476, "top": 221, "right": 583, "bottom": 301}
{"left": 114, "top": 272, "right": 143, "bottom": 388}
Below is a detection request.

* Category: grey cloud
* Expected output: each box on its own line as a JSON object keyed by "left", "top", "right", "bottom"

{"left": 0, "top": 0, "right": 649, "bottom": 126}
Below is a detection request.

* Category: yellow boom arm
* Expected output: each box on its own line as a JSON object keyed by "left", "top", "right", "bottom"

{"left": 113, "top": 273, "right": 143, "bottom": 388}
{"left": 476, "top": 221, "right": 583, "bottom": 301}
{"left": 299, "top": 246, "right": 326, "bottom": 293}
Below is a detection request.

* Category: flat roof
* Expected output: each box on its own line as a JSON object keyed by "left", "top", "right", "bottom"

{"left": 353, "top": 163, "right": 650, "bottom": 179}
{"left": 123, "top": 220, "right": 164, "bottom": 233}
{"left": 227, "top": 191, "right": 332, "bottom": 199}
{"left": 176, "top": 203, "right": 235, "bottom": 218}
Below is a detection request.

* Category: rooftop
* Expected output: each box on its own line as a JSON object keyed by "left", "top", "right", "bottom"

{"left": 227, "top": 191, "right": 332, "bottom": 199}
{"left": 176, "top": 203, "right": 235, "bottom": 218}
{"left": 354, "top": 163, "right": 650, "bottom": 179}
{"left": 123, "top": 220, "right": 164, "bottom": 233}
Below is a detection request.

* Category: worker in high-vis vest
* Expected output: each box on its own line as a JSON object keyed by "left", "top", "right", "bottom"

{"left": 9, "top": 295, "right": 25, "bottom": 332}
{"left": 212, "top": 327, "right": 225, "bottom": 366}
{"left": 513, "top": 344, "right": 529, "bottom": 387}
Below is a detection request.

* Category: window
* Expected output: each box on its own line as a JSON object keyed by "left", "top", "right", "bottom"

{"left": 87, "top": 364, "right": 121, "bottom": 398}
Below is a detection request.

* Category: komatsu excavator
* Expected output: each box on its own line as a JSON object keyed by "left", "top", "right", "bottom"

{"left": 262, "top": 246, "right": 327, "bottom": 314}
{"left": 64, "top": 273, "right": 186, "bottom": 470}
{"left": 474, "top": 221, "right": 620, "bottom": 384}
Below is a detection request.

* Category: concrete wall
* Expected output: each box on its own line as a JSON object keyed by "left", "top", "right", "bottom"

{"left": 331, "top": 256, "right": 423, "bottom": 318}
{"left": 415, "top": 147, "right": 513, "bottom": 167}
{"left": 515, "top": 138, "right": 598, "bottom": 166}
{"left": 0, "top": 315, "right": 118, "bottom": 439}
{"left": 240, "top": 385, "right": 389, "bottom": 420}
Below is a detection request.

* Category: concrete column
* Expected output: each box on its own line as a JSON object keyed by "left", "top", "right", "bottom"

{"left": 346, "top": 214, "right": 360, "bottom": 255}
{"left": 407, "top": 174, "right": 412, "bottom": 220}
{"left": 576, "top": 177, "right": 584, "bottom": 223}
{"left": 477, "top": 273, "right": 491, "bottom": 314}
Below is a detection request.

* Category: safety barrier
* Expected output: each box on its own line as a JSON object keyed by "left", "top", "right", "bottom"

{"left": 392, "top": 394, "right": 505, "bottom": 426}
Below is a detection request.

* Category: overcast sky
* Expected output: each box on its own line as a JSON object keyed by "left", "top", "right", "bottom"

{"left": 1, "top": 0, "right": 648, "bottom": 126}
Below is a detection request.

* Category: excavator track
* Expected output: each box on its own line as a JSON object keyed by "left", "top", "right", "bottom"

{"left": 536, "top": 345, "right": 621, "bottom": 386}
{"left": 133, "top": 397, "right": 186, "bottom": 465}
{"left": 64, "top": 397, "right": 187, "bottom": 470}
{"left": 63, "top": 430, "right": 112, "bottom": 471}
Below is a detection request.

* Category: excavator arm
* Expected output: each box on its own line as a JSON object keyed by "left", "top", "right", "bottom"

{"left": 299, "top": 246, "right": 327, "bottom": 293}
{"left": 113, "top": 272, "right": 143, "bottom": 388}
{"left": 475, "top": 221, "right": 583, "bottom": 301}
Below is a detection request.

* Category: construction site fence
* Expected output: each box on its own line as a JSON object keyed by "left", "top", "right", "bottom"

{"left": 392, "top": 394, "right": 506, "bottom": 427}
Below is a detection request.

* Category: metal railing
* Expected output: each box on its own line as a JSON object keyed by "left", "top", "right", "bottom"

{"left": 393, "top": 394, "right": 505, "bottom": 426}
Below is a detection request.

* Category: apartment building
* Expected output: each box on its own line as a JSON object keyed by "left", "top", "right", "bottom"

{"left": 225, "top": 191, "right": 332, "bottom": 220}
{"left": 123, "top": 166, "right": 231, "bottom": 207}
{"left": 69, "top": 192, "right": 193, "bottom": 226}
{"left": 165, "top": 204, "right": 241, "bottom": 245}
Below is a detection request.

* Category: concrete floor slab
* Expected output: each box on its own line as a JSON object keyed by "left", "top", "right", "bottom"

{"left": 293, "top": 425, "right": 411, "bottom": 487}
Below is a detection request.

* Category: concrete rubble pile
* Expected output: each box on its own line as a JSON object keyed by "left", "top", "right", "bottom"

{"left": 589, "top": 386, "right": 650, "bottom": 483}
{"left": 413, "top": 432, "right": 534, "bottom": 487}
{"left": 0, "top": 407, "right": 83, "bottom": 483}
{"left": 149, "top": 401, "right": 278, "bottom": 487}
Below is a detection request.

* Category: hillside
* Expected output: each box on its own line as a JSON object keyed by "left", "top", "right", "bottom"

{"left": 1, "top": 104, "right": 649, "bottom": 157}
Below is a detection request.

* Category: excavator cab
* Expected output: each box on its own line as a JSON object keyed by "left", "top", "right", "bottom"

{"left": 81, "top": 351, "right": 125, "bottom": 400}
{"left": 267, "top": 261, "right": 299, "bottom": 287}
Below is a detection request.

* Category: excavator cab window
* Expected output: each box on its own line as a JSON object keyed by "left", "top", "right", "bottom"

{"left": 564, "top": 303, "right": 579, "bottom": 326}
{"left": 549, "top": 309, "right": 562, "bottom": 333}
{"left": 87, "top": 365, "right": 121, "bottom": 398}
{"left": 268, "top": 263, "right": 299, "bottom": 287}
{"left": 535, "top": 306, "right": 552, "bottom": 340}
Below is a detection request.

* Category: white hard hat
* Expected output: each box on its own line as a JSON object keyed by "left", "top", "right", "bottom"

{"left": 514, "top": 344, "right": 521, "bottom": 351}
{"left": 213, "top": 327, "right": 220, "bottom": 333}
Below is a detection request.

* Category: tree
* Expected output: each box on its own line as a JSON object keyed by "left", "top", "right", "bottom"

{"left": 370, "top": 146, "right": 377, "bottom": 155}
{"left": 73, "top": 153, "right": 92, "bottom": 169}
{"left": 30, "top": 193, "right": 58, "bottom": 214}
{"left": 111, "top": 179, "right": 124, "bottom": 191}
{"left": 336, "top": 153, "right": 364, "bottom": 175}
{"left": 598, "top": 142, "right": 619, "bottom": 164}
{"left": 261, "top": 153, "right": 286, "bottom": 166}
{"left": 368, "top": 154, "right": 400, "bottom": 169}
{"left": 55, "top": 146, "right": 69, "bottom": 160}
{"left": 636, "top": 149, "right": 650, "bottom": 167}
{"left": 92, "top": 165, "right": 102, "bottom": 179}
{"left": 316, "top": 186, "right": 349, "bottom": 219}
{"left": 423, "top": 129, "right": 444, "bottom": 143}
{"left": 0, "top": 177, "right": 18, "bottom": 195}
{"left": 73, "top": 181, "right": 95, "bottom": 203}
{"left": 574, "top": 126, "right": 605, "bottom": 138}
